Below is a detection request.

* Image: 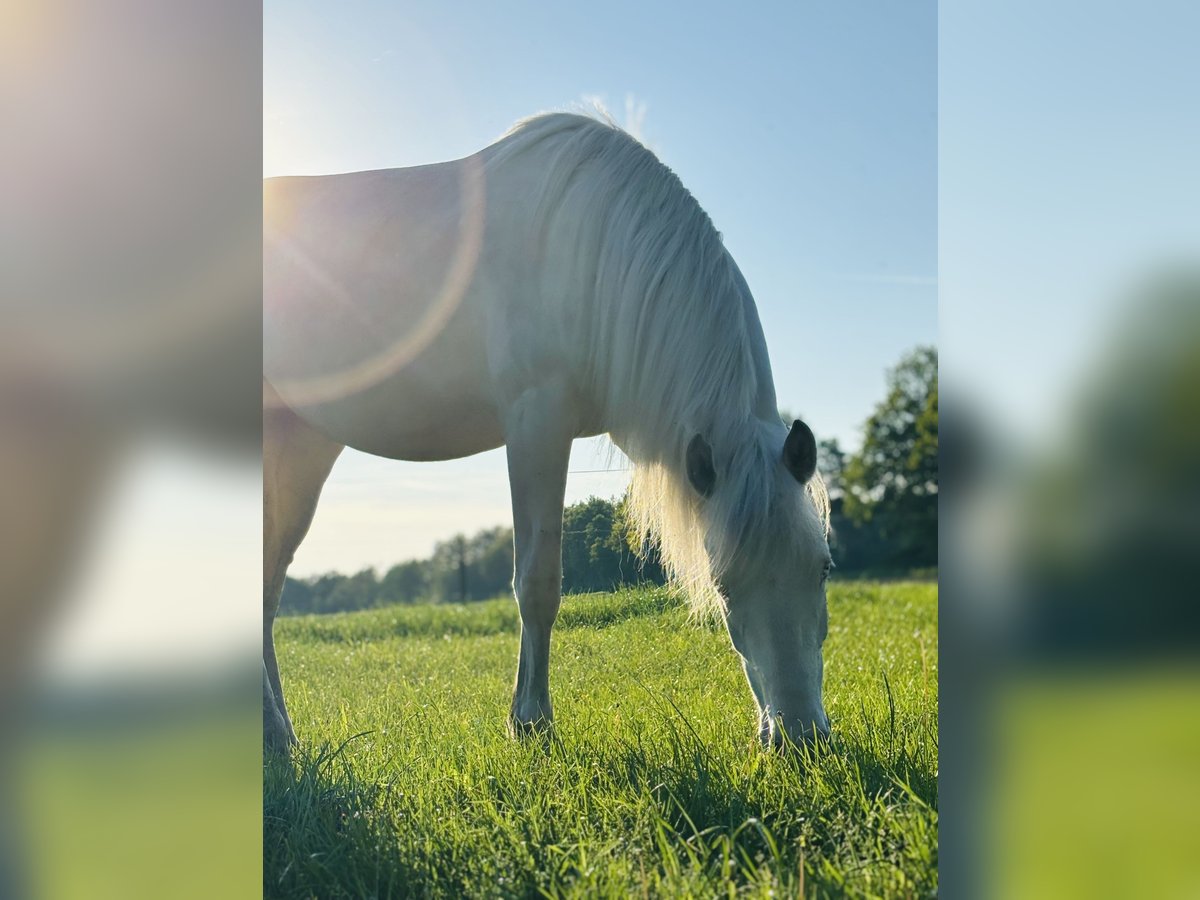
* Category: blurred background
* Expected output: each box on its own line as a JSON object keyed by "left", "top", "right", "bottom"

{"left": 1, "top": 1, "right": 260, "bottom": 897}
{"left": 940, "top": 2, "right": 1199, "bottom": 897}
{"left": 1, "top": 0, "right": 1197, "bottom": 897}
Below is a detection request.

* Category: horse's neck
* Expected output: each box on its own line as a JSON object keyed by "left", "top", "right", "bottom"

{"left": 606, "top": 341, "right": 777, "bottom": 467}
{"left": 733, "top": 259, "right": 781, "bottom": 422}
{"left": 481, "top": 133, "right": 780, "bottom": 448}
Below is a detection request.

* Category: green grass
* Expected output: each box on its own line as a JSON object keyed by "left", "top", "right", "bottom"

{"left": 265, "top": 581, "right": 937, "bottom": 898}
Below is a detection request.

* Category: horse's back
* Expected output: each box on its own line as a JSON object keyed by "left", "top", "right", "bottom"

{"left": 263, "top": 160, "right": 506, "bottom": 460}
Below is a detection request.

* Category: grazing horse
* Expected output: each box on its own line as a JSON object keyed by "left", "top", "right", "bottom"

{"left": 263, "top": 113, "right": 833, "bottom": 752}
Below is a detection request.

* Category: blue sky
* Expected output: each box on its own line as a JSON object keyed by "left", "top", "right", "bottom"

{"left": 265, "top": 1, "right": 936, "bottom": 574}
{"left": 940, "top": 0, "right": 1199, "bottom": 445}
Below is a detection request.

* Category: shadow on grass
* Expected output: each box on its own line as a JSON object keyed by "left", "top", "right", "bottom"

{"left": 264, "top": 738, "right": 422, "bottom": 900}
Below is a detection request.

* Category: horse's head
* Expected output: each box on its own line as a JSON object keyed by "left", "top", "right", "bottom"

{"left": 686, "top": 419, "right": 832, "bottom": 749}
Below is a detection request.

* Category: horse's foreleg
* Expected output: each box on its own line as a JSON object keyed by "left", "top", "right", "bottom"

{"left": 263, "top": 660, "right": 291, "bottom": 754}
{"left": 504, "top": 384, "right": 574, "bottom": 735}
{"left": 263, "top": 399, "right": 342, "bottom": 752}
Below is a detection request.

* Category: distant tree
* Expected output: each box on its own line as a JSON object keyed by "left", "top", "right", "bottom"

{"left": 817, "top": 437, "right": 847, "bottom": 500}
{"left": 454, "top": 535, "right": 468, "bottom": 602}
{"left": 562, "top": 496, "right": 664, "bottom": 593}
{"left": 324, "top": 568, "right": 380, "bottom": 613}
{"left": 562, "top": 497, "right": 616, "bottom": 592}
{"left": 380, "top": 560, "right": 429, "bottom": 605}
{"left": 427, "top": 536, "right": 465, "bottom": 603}
{"left": 426, "top": 527, "right": 514, "bottom": 603}
{"left": 467, "top": 526, "right": 516, "bottom": 600}
{"left": 611, "top": 494, "right": 665, "bottom": 586}
{"left": 279, "top": 575, "right": 314, "bottom": 613}
{"left": 842, "top": 346, "right": 938, "bottom": 569}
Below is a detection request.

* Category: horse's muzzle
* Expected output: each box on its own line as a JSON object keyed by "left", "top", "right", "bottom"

{"left": 762, "top": 712, "right": 832, "bottom": 752}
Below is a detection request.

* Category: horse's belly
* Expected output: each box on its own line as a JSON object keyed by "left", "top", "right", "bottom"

{"left": 264, "top": 166, "right": 507, "bottom": 460}
{"left": 269, "top": 319, "right": 505, "bottom": 461}
{"left": 310, "top": 370, "right": 504, "bottom": 462}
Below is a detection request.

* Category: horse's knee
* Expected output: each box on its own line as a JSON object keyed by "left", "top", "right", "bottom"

{"left": 514, "top": 569, "right": 560, "bottom": 599}
{"left": 513, "top": 558, "right": 561, "bottom": 622}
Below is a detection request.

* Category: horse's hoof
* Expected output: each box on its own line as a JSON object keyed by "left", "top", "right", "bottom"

{"left": 264, "top": 733, "right": 295, "bottom": 757}
{"left": 506, "top": 713, "right": 553, "bottom": 742}
{"left": 264, "top": 710, "right": 297, "bottom": 757}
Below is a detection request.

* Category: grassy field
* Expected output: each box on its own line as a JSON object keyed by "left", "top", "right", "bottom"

{"left": 264, "top": 581, "right": 937, "bottom": 898}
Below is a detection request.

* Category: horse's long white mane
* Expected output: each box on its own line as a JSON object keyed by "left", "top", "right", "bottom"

{"left": 485, "top": 112, "right": 829, "bottom": 618}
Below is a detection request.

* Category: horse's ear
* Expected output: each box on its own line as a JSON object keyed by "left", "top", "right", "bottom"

{"left": 686, "top": 433, "right": 716, "bottom": 498}
{"left": 783, "top": 419, "right": 818, "bottom": 483}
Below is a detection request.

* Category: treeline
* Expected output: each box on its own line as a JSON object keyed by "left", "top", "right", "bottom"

{"left": 281, "top": 345, "right": 937, "bottom": 615}
{"left": 280, "top": 498, "right": 665, "bottom": 615}
{"left": 821, "top": 345, "right": 938, "bottom": 575}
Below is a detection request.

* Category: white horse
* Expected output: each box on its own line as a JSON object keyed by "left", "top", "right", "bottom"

{"left": 263, "top": 112, "right": 833, "bottom": 752}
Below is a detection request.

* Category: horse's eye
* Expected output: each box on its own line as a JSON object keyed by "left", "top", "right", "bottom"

{"left": 822, "top": 561, "right": 834, "bottom": 583}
